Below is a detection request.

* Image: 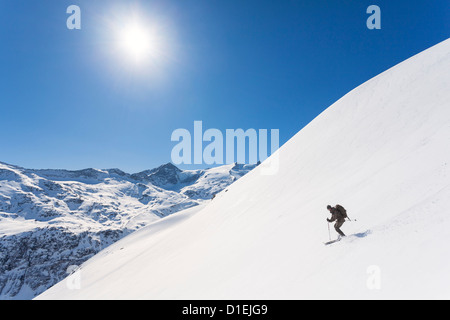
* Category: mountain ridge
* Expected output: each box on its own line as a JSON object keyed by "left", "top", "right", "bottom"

{"left": 0, "top": 161, "right": 257, "bottom": 299}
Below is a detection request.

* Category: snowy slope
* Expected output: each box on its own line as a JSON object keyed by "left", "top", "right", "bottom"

{"left": 37, "top": 38, "right": 450, "bottom": 300}
{"left": 0, "top": 162, "right": 255, "bottom": 299}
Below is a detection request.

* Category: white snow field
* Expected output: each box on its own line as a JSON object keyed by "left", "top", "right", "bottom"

{"left": 37, "top": 38, "right": 450, "bottom": 300}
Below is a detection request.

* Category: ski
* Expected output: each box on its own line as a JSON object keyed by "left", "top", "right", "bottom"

{"left": 324, "top": 238, "right": 341, "bottom": 245}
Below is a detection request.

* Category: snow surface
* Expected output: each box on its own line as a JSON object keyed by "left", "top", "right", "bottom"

{"left": 37, "top": 38, "right": 450, "bottom": 300}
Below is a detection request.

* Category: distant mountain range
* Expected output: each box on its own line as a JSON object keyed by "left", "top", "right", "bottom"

{"left": 0, "top": 161, "right": 257, "bottom": 299}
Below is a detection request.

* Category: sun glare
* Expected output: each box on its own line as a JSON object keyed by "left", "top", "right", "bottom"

{"left": 107, "top": 9, "right": 173, "bottom": 74}
{"left": 118, "top": 22, "right": 156, "bottom": 63}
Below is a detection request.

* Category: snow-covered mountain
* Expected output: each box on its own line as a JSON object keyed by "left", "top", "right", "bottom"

{"left": 0, "top": 161, "right": 256, "bottom": 299}
{"left": 38, "top": 38, "right": 450, "bottom": 300}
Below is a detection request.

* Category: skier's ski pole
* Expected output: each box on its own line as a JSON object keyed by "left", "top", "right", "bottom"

{"left": 327, "top": 222, "right": 331, "bottom": 241}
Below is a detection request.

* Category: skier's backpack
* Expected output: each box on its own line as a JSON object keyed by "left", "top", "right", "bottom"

{"left": 335, "top": 204, "right": 348, "bottom": 219}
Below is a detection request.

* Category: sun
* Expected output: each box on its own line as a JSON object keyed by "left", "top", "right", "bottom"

{"left": 118, "top": 22, "right": 156, "bottom": 63}
{"left": 107, "top": 10, "right": 173, "bottom": 73}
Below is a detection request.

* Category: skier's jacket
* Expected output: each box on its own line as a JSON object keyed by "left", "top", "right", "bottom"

{"left": 328, "top": 207, "right": 346, "bottom": 223}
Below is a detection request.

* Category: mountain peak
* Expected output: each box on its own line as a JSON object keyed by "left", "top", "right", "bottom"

{"left": 156, "top": 162, "right": 180, "bottom": 172}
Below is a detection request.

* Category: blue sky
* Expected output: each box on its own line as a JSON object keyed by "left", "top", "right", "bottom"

{"left": 0, "top": 0, "right": 449, "bottom": 172}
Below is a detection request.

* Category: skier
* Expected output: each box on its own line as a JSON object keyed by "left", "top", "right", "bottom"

{"left": 326, "top": 205, "right": 346, "bottom": 238}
